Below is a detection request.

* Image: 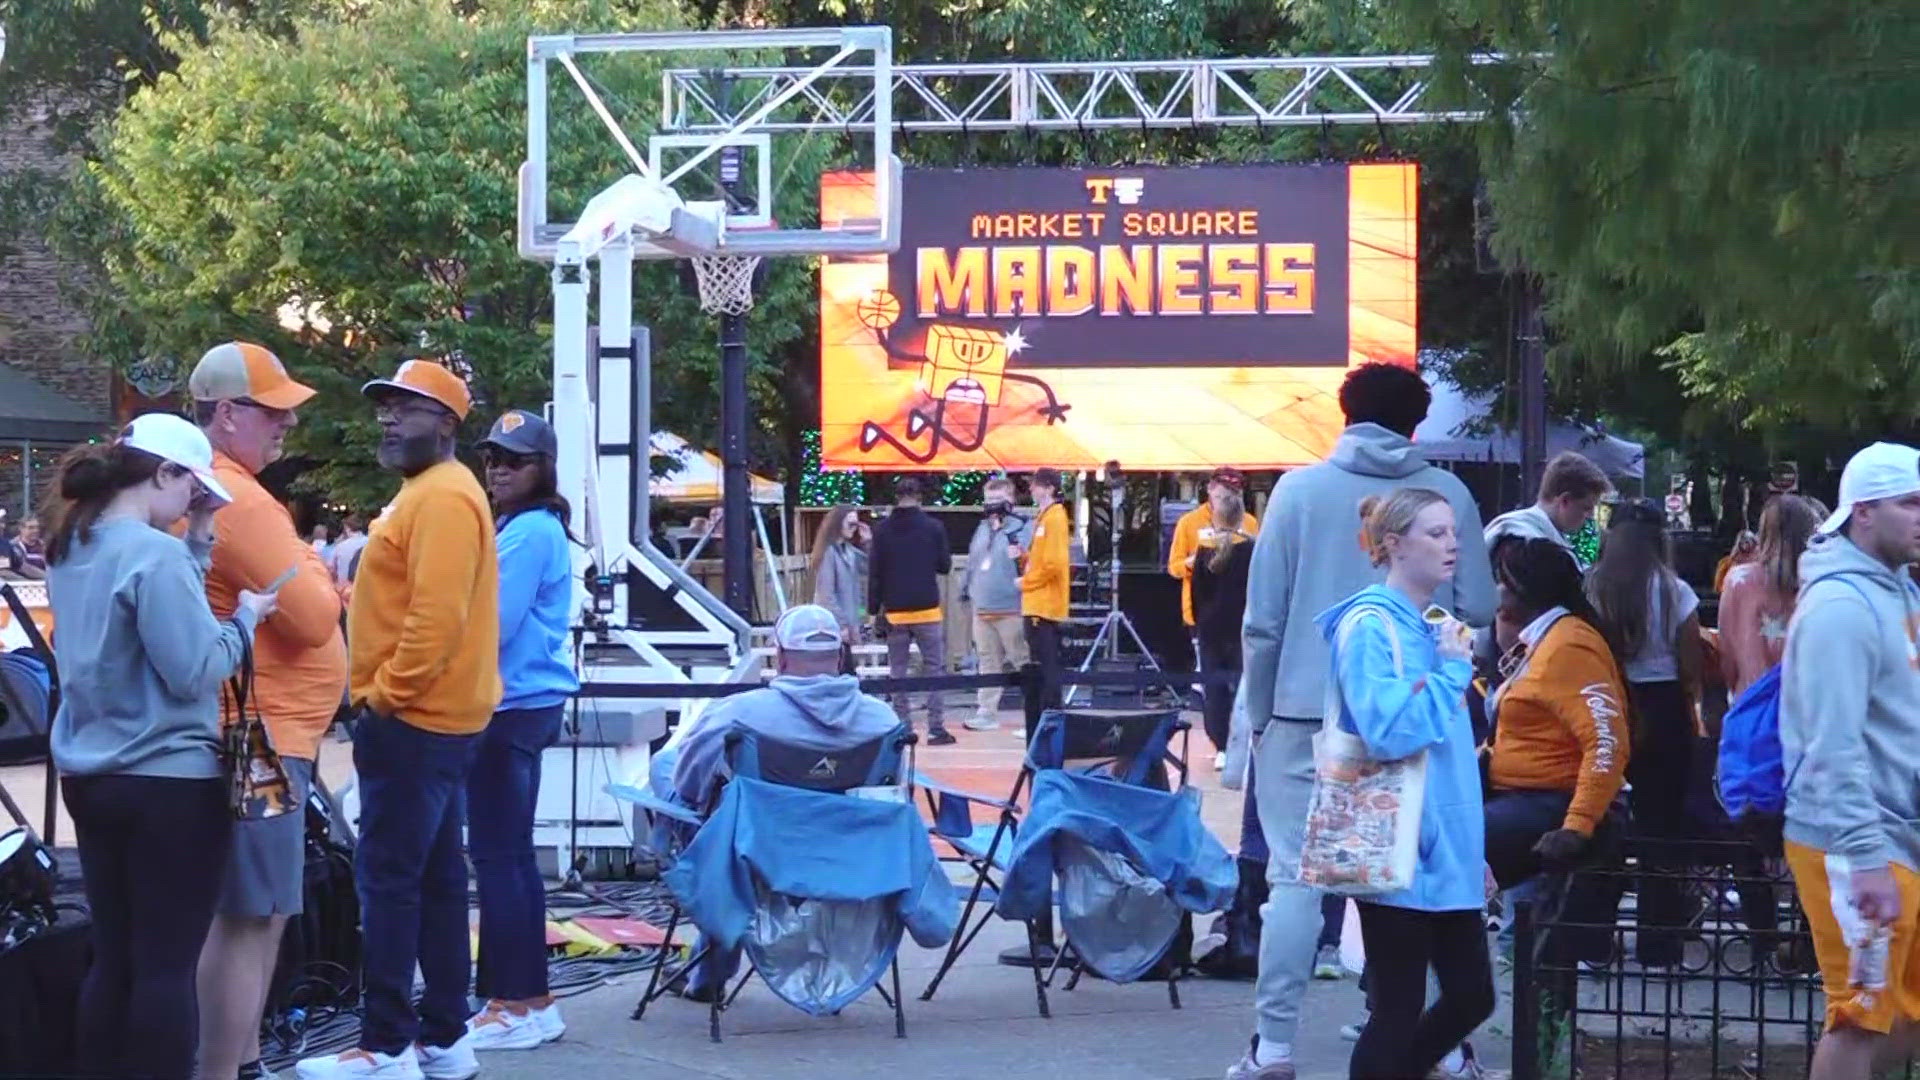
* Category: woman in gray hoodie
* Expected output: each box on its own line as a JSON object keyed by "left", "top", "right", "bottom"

{"left": 43, "top": 415, "right": 276, "bottom": 1079}
{"left": 809, "top": 505, "right": 870, "bottom": 645}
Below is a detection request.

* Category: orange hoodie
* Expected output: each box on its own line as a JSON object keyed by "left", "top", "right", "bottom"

{"left": 1020, "top": 502, "right": 1071, "bottom": 621}
{"left": 347, "top": 460, "right": 501, "bottom": 735}
{"left": 1488, "top": 614, "right": 1631, "bottom": 835}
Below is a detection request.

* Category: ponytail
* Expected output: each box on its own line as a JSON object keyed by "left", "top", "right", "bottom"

{"left": 43, "top": 441, "right": 166, "bottom": 565}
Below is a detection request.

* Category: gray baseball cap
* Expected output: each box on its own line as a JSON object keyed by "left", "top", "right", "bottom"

{"left": 477, "top": 409, "right": 556, "bottom": 457}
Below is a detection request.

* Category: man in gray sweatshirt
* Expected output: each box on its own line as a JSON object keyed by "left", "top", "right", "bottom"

{"left": 1226, "top": 362, "right": 1496, "bottom": 1080}
{"left": 959, "top": 476, "right": 1028, "bottom": 730}
{"left": 1779, "top": 442, "right": 1920, "bottom": 1080}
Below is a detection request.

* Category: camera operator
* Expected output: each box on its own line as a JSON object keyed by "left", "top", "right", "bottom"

{"left": 959, "top": 477, "right": 1028, "bottom": 731}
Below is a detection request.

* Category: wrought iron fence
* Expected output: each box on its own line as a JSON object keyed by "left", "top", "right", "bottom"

{"left": 1507, "top": 836, "right": 1915, "bottom": 1080}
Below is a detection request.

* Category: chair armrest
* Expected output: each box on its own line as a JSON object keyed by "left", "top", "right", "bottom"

{"left": 604, "top": 782, "right": 706, "bottom": 827}
{"left": 912, "top": 770, "right": 1015, "bottom": 811}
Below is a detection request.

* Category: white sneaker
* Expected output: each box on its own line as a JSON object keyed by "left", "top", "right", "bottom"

{"left": 466, "top": 1001, "right": 545, "bottom": 1051}
{"left": 532, "top": 1002, "right": 565, "bottom": 1042}
{"left": 963, "top": 716, "right": 1001, "bottom": 731}
{"left": 415, "top": 1034, "right": 479, "bottom": 1080}
{"left": 1339, "top": 1021, "right": 1365, "bottom": 1042}
{"left": 295, "top": 1048, "right": 423, "bottom": 1080}
{"left": 1214, "top": 751, "right": 1228, "bottom": 770}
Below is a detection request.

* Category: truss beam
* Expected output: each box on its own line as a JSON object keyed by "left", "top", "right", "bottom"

{"left": 661, "top": 54, "right": 1495, "bottom": 134}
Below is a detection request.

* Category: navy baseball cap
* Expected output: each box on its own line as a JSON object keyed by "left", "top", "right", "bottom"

{"left": 477, "top": 409, "right": 556, "bottom": 457}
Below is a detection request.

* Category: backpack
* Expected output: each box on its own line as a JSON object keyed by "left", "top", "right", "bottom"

{"left": 1717, "top": 572, "right": 1874, "bottom": 824}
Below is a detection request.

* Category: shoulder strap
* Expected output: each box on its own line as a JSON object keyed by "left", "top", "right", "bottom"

{"left": 1323, "top": 605, "right": 1404, "bottom": 731}
{"left": 226, "top": 625, "right": 257, "bottom": 724}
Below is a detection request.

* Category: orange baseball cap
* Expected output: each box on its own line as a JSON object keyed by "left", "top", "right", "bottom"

{"left": 360, "top": 359, "right": 472, "bottom": 420}
{"left": 189, "top": 342, "right": 317, "bottom": 410}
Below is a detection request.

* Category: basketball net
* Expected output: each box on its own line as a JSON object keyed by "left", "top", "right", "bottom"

{"left": 690, "top": 253, "right": 761, "bottom": 316}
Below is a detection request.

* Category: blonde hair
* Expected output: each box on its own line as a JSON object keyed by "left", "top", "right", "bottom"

{"left": 1207, "top": 493, "right": 1249, "bottom": 573}
{"left": 1356, "top": 488, "right": 1450, "bottom": 567}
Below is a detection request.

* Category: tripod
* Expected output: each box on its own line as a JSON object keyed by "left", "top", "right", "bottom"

{"left": 1063, "top": 464, "right": 1177, "bottom": 707}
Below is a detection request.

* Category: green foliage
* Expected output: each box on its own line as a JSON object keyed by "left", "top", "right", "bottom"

{"left": 82, "top": 0, "right": 828, "bottom": 509}
{"left": 1390, "top": 0, "right": 1920, "bottom": 436}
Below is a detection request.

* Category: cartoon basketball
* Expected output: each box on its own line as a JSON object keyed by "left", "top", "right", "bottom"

{"left": 855, "top": 289, "right": 902, "bottom": 330}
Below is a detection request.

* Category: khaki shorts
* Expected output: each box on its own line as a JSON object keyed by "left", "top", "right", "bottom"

{"left": 216, "top": 756, "right": 313, "bottom": 917}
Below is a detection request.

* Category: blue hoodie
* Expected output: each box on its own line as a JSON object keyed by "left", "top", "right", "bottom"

{"left": 1316, "top": 584, "right": 1483, "bottom": 912}
{"left": 495, "top": 508, "right": 580, "bottom": 710}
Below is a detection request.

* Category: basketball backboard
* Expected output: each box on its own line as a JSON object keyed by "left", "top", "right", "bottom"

{"left": 518, "top": 26, "right": 900, "bottom": 262}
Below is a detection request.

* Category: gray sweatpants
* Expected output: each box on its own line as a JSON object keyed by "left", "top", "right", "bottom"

{"left": 1252, "top": 720, "right": 1328, "bottom": 1045}
{"left": 886, "top": 620, "right": 947, "bottom": 732}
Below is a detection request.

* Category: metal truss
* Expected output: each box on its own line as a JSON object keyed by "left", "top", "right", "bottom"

{"left": 661, "top": 54, "right": 1497, "bottom": 134}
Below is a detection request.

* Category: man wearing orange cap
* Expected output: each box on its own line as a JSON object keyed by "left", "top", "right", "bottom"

{"left": 297, "top": 360, "right": 501, "bottom": 1080}
{"left": 187, "top": 342, "right": 350, "bottom": 1080}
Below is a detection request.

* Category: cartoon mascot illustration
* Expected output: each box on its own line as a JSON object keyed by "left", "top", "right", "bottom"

{"left": 854, "top": 289, "right": 1070, "bottom": 464}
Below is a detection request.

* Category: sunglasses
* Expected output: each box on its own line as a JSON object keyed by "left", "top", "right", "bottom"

{"left": 482, "top": 450, "right": 539, "bottom": 471}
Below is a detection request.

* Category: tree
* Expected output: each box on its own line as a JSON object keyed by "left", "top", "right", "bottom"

{"left": 83, "top": 0, "right": 828, "bottom": 510}
{"left": 1387, "top": 0, "right": 1920, "bottom": 436}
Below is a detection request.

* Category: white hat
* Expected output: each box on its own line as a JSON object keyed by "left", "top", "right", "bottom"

{"left": 1820, "top": 442, "right": 1920, "bottom": 536}
{"left": 773, "top": 604, "right": 845, "bottom": 653}
{"left": 119, "top": 412, "right": 233, "bottom": 506}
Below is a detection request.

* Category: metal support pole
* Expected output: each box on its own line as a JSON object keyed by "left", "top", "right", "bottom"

{"left": 719, "top": 313, "right": 753, "bottom": 618}
{"left": 1517, "top": 277, "right": 1548, "bottom": 503}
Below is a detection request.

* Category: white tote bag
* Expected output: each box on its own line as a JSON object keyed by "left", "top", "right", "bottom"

{"left": 1295, "top": 606, "right": 1428, "bottom": 896}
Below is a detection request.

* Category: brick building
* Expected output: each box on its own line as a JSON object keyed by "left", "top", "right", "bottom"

{"left": 0, "top": 93, "right": 114, "bottom": 521}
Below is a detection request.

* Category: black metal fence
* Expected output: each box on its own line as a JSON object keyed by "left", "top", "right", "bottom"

{"left": 1509, "top": 836, "right": 1870, "bottom": 1080}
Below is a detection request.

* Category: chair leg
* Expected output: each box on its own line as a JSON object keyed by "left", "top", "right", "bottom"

{"left": 891, "top": 958, "right": 907, "bottom": 1038}
{"left": 1167, "top": 960, "right": 1182, "bottom": 1010}
{"left": 709, "top": 992, "right": 722, "bottom": 1043}
{"left": 634, "top": 906, "right": 682, "bottom": 1020}
{"left": 1028, "top": 920, "right": 1052, "bottom": 1019}
{"left": 921, "top": 858, "right": 1002, "bottom": 1001}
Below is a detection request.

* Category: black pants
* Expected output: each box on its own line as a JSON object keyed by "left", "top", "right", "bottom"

{"left": 1022, "top": 616, "right": 1062, "bottom": 739}
{"left": 63, "top": 773, "right": 232, "bottom": 1079}
{"left": 1614, "top": 680, "right": 1695, "bottom": 965}
{"left": 1485, "top": 789, "right": 1622, "bottom": 1006}
{"left": 1349, "top": 904, "right": 1496, "bottom": 1080}
{"left": 1196, "top": 628, "right": 1240, "bottom": 753}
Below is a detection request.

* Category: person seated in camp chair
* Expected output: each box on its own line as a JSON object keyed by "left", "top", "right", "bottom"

{"left": 669, "top": 603, "right": 905, "bottom": 1000}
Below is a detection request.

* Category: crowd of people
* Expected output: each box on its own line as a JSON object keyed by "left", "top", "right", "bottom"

{"left": 24, "top": 339, "right": 1920, "bottom": 1080}
{"left": 39, "top": 344, "right": 580, "bottom": 1080}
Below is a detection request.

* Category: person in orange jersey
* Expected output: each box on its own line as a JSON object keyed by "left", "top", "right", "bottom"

{"left": 186, "top": 342, "right": 349, "bottom": 1080}
{"left": 296, "top": 360, "right": 500, "bottom": 1080}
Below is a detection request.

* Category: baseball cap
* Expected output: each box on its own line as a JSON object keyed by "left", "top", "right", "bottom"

{"left": 1031, "top": 467, "right": 1063, "bottom": 490}
{"left": 1819, "top": 442, "right": 1920, "bottom": 535}
{"left": 773, "top": 604, "right": 844, "bottom": 653}
{"left": 361, "top": 359, "right": 472, "bottom": 420}
{"left": 477, "top": 410, "right": 557, "bottom": 457}
{"left": 189, "top": 342, "right": 316, "bottom": 410}
{"left": 1209, "top": 466, "right": 1246, "bottom": 490}
{"left": 118, "top": 412, "right": 233, "bottom": 506}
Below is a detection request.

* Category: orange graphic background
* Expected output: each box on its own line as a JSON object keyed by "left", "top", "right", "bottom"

{"left": 819, "top": 163, "right": 1417, "bottom": 471}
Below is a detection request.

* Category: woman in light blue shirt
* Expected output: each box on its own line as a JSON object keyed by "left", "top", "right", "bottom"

{"left": 1316, "top": 488, "right": 1492, "bottom": 1080}
{"left": 463, "top": 410, "right": 580, "bottom": 1051}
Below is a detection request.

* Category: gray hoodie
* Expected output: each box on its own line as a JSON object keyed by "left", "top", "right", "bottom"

{"left": 48, "top": 517, "right": 259, "bottom": 779}
{"left": 1242, "top": 422, "right": 1496, "bottom": 727}
{"left": 672, "top": 673, "right": 903, "bottom": 808}
{"left": 1485, "top": 505, "right": 1571, "bottom": 551}
{"left": 811, "top": 541, "right": 868, "bottom": 632}
{"left": 959, "top": 513, "right": 1028, "bottom": 616}
{"left": 1780, "top": 535, "right": 1920, "bottom": 874}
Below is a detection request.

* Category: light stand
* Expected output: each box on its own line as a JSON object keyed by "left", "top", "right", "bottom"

{"left": 1064, "top": 461, "right": 1172, "bottom": 706}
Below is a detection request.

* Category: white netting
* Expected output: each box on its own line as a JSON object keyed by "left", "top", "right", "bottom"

{"left": 691, "top": 253, "right": 762, "bottom": 316}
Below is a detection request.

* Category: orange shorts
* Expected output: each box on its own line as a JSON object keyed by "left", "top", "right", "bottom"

{"left": 1784, "top": 841, "right": 1920, "bottom": 1034}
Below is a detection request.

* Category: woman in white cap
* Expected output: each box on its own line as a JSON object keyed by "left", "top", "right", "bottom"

{"left": 41, "top": 412, "right": 278, "bottom": 1079}
{"left": 462, "top": 409, "right": 578, "bottom": 1052}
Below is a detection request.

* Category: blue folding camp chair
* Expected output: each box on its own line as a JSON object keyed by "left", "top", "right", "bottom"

{"left": 608, "top": 722, "right": 947, "bottom": 1041}
{"left": 917, "top": 708, "right": 1234, "bottom": 1017}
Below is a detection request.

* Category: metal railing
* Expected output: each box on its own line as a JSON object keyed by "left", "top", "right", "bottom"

{"left": 1510, "top": 836, "right": 1914, "bottom": 1080}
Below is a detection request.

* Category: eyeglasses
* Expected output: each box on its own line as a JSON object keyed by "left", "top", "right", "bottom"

{"left": 231, "top": 398, "right": 295, "bottom": 423}
{"left": 373, "top": 401, "right": 445, "bottom": 424}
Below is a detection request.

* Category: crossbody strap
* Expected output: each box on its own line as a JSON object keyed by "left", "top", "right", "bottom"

{"left": 1322, "top": 605, "right": 1404, "bottom": 734}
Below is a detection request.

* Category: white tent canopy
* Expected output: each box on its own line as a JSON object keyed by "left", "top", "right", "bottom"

{"left": 650, "top": 431, "right": 783, "bottom": 505}
{"left": 1414, "top": 372, "right": 1645, "bottom": 480}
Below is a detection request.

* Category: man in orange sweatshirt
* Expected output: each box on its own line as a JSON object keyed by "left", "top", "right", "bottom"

{"left": 297, "top": 360, "right": 500, "bottom": 1080}
{"left": 1017, "top": 467, "right": 1071, "bottom": 726}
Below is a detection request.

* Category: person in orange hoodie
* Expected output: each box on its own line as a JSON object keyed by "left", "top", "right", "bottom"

{"left": 1016, "top": 467, "right": 1070, "bottom": 718}
{"left": 1167, "top": 465, "right": 1259, "bottom": 762}
{"left": 296, "top": 360, "right": 500, "bottom": 1080}
{"left": 186, "top": 342, "right": 349, "bottom": 1080}
{"left": 1482, "top": 537, "right": 1631, "bottom": 989}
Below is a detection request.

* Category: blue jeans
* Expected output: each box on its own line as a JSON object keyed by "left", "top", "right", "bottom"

{"left": 469, "top": 705, "right": 564, "bottom": 1001}
{"left": 353, "top": 710, "right": 483, "bottom": 1055}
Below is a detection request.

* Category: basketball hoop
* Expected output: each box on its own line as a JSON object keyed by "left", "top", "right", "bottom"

{"left": 690, "top": 252, "right": 762, "bottom": 316}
